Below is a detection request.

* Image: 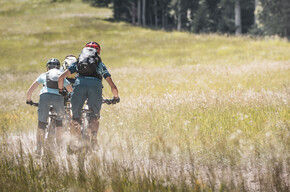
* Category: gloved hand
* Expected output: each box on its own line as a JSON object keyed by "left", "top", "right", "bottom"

{"left": 59, "top": 89, "right": 66, "bottom": 97}
{"left": 26, "top": 100, "right": 33, "bottom": 105}
{"left": 103, "top": 99, "right": 112, "bottom": 105}
{"left": 64, "top": 93, "right": 71, "bottom": 102}
{"left": 111, "top": 97, "right": 120, "bottom": 104}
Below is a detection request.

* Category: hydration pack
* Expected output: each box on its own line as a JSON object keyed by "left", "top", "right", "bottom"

{"left": 77, "top": 47, "right": 102, "bottom": 80}
{"left": 46, "top": 69, "right": 62, "bottom": 89}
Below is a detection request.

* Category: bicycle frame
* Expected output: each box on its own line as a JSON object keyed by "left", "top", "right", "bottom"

{"left": 45, "top": 105, "right": 57, "bottom": 147}
{"left": 79, "top": 99, "right": 113, "bottom": 142}
{"left": 81, "top": 102, "right": 93, "bottom": 142}
{"left": 80, "top": 99, "right": 113, "bottom": 144}
{"left": 63, "top": 100, "right": 72, "bottom": 132}
{"left": 30, "top": 103, "right": 60, "bottom": 149}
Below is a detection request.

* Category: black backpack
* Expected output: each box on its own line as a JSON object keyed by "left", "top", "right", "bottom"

{"left": 77, "top": 47, "right": 102, "bottom": 80}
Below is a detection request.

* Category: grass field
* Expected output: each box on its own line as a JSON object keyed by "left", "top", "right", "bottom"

{"left": 0, "top": 0, "right": 289, "bottom": 191}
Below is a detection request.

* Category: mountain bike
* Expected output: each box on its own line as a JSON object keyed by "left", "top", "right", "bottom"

{"left": 82, "top": 99, "right": 115, "bottom": 143}
{"left": 63, "top": 94, "right": 72, "bottom": 132}
{"left": 66, "top": 98, "right": 115, "bottom": 153}
{"left": 28, "top": 102, "right": 59, "bottom": 151}
{"left": 28, "top": 98, "right": 116, "bottom": 154}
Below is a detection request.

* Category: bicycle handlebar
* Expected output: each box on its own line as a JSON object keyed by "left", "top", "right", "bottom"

{"left": 27, "top": 99, "right": 116, "bottom": 107}
{"left": 102, "top": 97, "right": 120, "bottom": 105}
{"left": 102, "top": 99, "right": 114, "bottom": 105}
{"left": 27, "top": 101, "right": 39, "bottom": 107}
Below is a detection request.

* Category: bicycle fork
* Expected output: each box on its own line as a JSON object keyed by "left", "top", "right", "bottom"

{"left": 45, "top": 106, "right": 58, "bottom": 151}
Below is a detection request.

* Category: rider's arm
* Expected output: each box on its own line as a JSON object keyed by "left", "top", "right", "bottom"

{"left": 105, "top": 76, "right": 119, "bottom": 98}
{"left": 65, "top": 84, "right": 73, "bottom": 93}
{"left": 26, "top": 81, "right": 40, "bottom": 101}
{"left": 58, "top": 69, "right": 71, "bottom": 90}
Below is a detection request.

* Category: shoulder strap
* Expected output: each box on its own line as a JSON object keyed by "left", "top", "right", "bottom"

{"left": 87, "top": 60, "right": 103, "bottom": 80}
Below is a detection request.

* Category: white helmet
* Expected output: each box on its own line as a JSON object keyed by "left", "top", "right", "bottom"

{"left": 62, "top": 55, "right": 78, "bottom": 79}
{"left": 62, "top": 55, "right": 77, "bottom": 70}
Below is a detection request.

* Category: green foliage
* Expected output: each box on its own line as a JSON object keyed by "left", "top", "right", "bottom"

{"left": 109, "top": 0, "right": 290, "bottom": 37}
{"left": 217, "top": 0, "right": 235, "bottom": 33}
{"left": 191, "top": 0, "right": 211, "bottom": 33}
{"left": 110, "top": 0, "right": 259, "bottom": 35}
{"left": 50, "top": 0, "right": 72, "bottom": 3}
{"left": 240, "top": 0, "right": 255, "bottom": 33}
{"left": 83, "top": 0, "right": 112, "bottom": 7}
{"left": 257, "top": 0, "right": 290, "bottom": 38}
{"left": 50, "top": 0, "right": 73, "bottom": 2}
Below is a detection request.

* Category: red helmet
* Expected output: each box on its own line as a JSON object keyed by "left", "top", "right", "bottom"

{"left": 85, "top": 41, "right": 101, "bottom": 54}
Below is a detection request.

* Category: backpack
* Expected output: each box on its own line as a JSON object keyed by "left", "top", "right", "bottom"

{"left": 77, "top": 47, "right": 102, "bottom": 80}
{"left": 46, "top": 69, "right": 62, "bottom": 89}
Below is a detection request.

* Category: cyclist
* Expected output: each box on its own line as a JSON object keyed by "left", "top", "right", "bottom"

{"left": 58, "top": 41, "right": 120, "bottom": 147}
{"left": 61, "top": 55, "right": 78, "bottom": 86}
{"left": 60, "top": 55, "right": 78, "bottom": 129}
{"left": 26, "top": 58, "right": 73, "bottom": 155}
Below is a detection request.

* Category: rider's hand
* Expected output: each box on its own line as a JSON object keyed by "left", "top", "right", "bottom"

{"left": 112, "top": 97, "right": 120, "bottom": 104}
{"left": 26, "top": 100, "right": 33, "bottom": 105}
{"left": 59, "top": 89, "right": 66, "bottom": 97}
{"left": 64, "top": 93, "right": 71, "bottom": 101}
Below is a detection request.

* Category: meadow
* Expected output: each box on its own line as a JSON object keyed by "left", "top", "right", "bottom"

{"left": 0, "top": 0, "right": 289, "bottom": 191}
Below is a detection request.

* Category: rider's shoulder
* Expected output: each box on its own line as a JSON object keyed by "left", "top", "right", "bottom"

{"left": 68, "top": 61, "right": 77, "bottom": 69}
{"left": 39, "top": 72, "right": 47, "bottom": 77}
{"left": 99, "top": 61, "right": 107, "bottom": 68}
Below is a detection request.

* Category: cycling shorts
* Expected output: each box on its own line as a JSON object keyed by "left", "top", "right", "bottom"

{"left": 38, "top": 93, "right": 65, "bottom": 123}
{"left": 71, "top": 77, "right": 102, "bottom": 119}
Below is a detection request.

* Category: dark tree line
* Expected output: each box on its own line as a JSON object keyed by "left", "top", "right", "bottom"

{"left": 84, "top": 0, "right": 290, "bottom": 38}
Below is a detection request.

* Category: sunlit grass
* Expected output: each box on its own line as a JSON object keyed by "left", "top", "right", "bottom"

{"left": 0, "top": 0, "right": 289, "bottom": 191}
{"left": 1, "top": 1, "right": 290, "bottom": 72}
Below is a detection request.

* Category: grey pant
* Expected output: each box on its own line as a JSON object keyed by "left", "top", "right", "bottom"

{"left": 38, "top": 93, "right": 64, "bottom": 123}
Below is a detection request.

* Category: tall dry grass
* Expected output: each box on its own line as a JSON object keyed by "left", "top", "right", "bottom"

{"left": 1, "top": 63, "right": 289, "bottom": 191}
{"left": 0, "top": 0, "right": 289, "bottom": 191}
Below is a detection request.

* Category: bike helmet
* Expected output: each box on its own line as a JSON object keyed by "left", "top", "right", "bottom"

{"left": 85, "top": 41, "right": 101, "bottom": 54}
{"left": 62, "top": 55, "right": 77, "bottom": 70}
{"left": 62, "top": 55, "right": 77, "bottom": 79}
{"left": 46, "top": 58, "right": 60, "bottom": 69}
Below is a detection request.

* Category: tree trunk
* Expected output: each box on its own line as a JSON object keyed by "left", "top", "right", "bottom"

{"left": 162, "top": 4, "right": 165, "bottom": 29}
{"left": 137, "top": 0, "right": 141, "bottom": 25}
{"left": 177, "top": 0, "right": 181, "bottom": 31}
{"left": 235, "top": 0, "right": 242, "bottom": 35}
{"left": 254, "top": 0, "right": 258, "bottom": 25}
{"left": 164, "top": 7, "right": 168, "bottom": 29}
{"left": 142, "top": 0, "right": 146, "bottom": 26}
{"left": 132, "top": 2, "right": 136, "bottom": 25}
{"left": 113, "top": 0, "right": 118, "bottom": 20}
{"left": 148, "top": 8, "right": 153, "bottom": 26}
{"left": 127, "top": 2, "right": 136, "bottom": 25}
{"left": 154, "top": 0, "right": 158, "bottom": 27}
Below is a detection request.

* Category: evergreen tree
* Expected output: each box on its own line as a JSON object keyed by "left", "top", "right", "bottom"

{"left": 204, "top": 0, "right": 221, "bottom": 32}
{"left": 257, "top": 0, "right": 290, "bottom": 37}
{"left": 217, "top": 0, "right": 235, "bottom": 33}
{"left": 240, "top": 0, "right": 255, "bottom": 33}
{"left": 83, "top": 0, "right": 112, "bottom": 7}
{"left": 191, "top": 0, "right": 211, "bottom": 33}
{"left": 84, "top": 0, "right": 289, "bottom": 37}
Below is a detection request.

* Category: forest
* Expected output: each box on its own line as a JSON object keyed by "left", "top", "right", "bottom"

{"left": 81, "top": 0, "right": 290, "bottom": 38}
